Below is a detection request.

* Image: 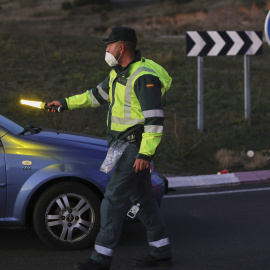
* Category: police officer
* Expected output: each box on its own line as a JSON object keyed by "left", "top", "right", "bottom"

{"left": 48, "top": 26, "right": 172, "bottom": 270}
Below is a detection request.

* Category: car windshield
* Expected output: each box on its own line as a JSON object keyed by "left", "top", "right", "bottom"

{"left": 0, "top": 115, "right": 24, "bottom": 134}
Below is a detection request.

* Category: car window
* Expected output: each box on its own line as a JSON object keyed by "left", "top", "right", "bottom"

{"left": 0, "top": 115, "right": 24, "bottom": 135}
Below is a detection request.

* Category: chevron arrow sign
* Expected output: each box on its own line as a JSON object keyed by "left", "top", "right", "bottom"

{"left": 186, "top": 31, "right": 263, "bottom": 57}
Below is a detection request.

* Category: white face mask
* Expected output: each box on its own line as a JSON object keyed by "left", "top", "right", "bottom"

{"left": 105, "top": 46, "right": 122, "bottom": 67}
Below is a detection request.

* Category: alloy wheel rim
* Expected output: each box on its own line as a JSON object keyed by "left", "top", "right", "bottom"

{"left": 45, "top": 193, "right": 95, "bottom": 243}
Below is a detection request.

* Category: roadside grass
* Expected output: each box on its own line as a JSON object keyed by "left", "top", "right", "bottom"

{"left": 1, "top": 31, "right": 270, "bottom": 176}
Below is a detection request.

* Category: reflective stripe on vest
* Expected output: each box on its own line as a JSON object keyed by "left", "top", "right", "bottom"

{"left": 144, "top": 125, "right": 163, "bottom": 133}
{"left": 95, "top": 244, "right": 114, "bottom": 256}
{"left": 142, "top": 109, "right": 164, "bottom": 118}
{"left": 88, "top": 90, "right": 100, "bottom": 107}
{"left": 124, "top": 67, "right": 158, "bottom": 119}
{"left": 110, "top": 67, "right": 158, "bottom": 130}
{"left": 149, "top": 237, "right": 170, "bottom": 248}
{"left": 97, "top": 83, "right": 110, "bottom": 102}
{"left": 88, "top": 83, "right": 110, "bottom": 107}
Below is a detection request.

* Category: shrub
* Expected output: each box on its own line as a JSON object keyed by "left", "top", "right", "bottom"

{"left": 61, "top": 1, "right": 73, "bottom": 10}
{"left": 215, "top": 149, "right": 269, "bottom": 170}
{"left": 73, "top": 0, "right": 109, "bottom": 7}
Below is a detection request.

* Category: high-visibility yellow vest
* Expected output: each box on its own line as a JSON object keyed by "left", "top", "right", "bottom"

{"left": 64, "top": 57, "right": 172, "bottom": 158}
{"left": 108, "top": 57, "right": 172, "bottom": 133}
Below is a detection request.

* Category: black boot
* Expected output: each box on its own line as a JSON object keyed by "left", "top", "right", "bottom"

{"left": 134, "top": 254, "right": 173, "bottom": 267}
{"left": 75, "top": 259, "right": 110, "bottom": 270}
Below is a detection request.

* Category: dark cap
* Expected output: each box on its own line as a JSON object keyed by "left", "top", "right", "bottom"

{"left": 101, "top": 26, "right": 137, "bottom": 44}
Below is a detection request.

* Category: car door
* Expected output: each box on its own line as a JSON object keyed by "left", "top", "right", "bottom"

{"left": 0, "top": 139, "right": 6, "bottom": 218}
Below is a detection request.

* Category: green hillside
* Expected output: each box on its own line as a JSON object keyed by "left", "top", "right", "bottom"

{"left": 1, "top": 0, "right": 270, "bottom": 175}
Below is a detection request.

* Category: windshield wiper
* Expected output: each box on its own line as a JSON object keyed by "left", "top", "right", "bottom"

{"left": 19, "top": 124, "right": 42, "bottom": 136}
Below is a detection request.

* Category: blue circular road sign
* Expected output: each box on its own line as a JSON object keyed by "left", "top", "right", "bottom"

{"left": 265, "top": 11, "right": 270, "bottom": 46}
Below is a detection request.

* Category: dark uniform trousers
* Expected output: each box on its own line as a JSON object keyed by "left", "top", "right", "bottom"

{"left": 91, "top": 142, "right": 171, "bottom": 266}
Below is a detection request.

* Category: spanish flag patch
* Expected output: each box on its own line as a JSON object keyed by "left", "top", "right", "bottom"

{"left": 146, "top": 84, "right": 154, "bottom": 87}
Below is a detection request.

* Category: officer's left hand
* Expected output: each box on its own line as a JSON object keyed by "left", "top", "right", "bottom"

{"left": 133, "top": 159, "right": 150, "bottom": 173}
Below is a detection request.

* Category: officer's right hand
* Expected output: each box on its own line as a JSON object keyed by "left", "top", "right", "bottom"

{"left": 47, "top": 100, "right": 62, "bottom": 113}
{"left": 133, "top": 159, "right": 150, "bottom": 173}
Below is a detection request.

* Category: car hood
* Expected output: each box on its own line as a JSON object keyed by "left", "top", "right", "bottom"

{"left": 28, "top": 128, "right": 108, "bottom": 148}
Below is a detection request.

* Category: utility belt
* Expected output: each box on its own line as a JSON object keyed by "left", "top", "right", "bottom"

{"left": 125, "top": 126, "right": 144, "bottom": 144}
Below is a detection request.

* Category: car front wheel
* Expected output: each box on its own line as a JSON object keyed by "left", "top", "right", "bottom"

{"left": 33, "top": 182, "right": 101, "bottom": 250}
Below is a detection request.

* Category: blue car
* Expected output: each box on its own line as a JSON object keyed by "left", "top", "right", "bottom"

{"left": 0, "top": 115, "right": 168, "bottom": 250}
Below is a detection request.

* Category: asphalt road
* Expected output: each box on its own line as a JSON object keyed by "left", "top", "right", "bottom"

{"left": 1, "top": 183, "right": 270, "bottom": 270}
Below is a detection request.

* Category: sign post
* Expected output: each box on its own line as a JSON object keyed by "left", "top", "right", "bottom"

{"left": 244, "top": 55, "right": 250, "bottom": 126}
{"left": 186, "top": 31, "right": 263, "bottom": 131}
{"left": 198, "top": 56, "right": 204, "bottom": 132}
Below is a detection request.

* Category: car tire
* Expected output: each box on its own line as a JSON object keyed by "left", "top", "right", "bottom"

{"left": 33, "top": 181, "right": 101, "bottom": 250}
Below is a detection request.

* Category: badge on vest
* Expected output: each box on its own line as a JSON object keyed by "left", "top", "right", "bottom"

{"left": 117, "top": 77, "right": 127, "bottom": 86}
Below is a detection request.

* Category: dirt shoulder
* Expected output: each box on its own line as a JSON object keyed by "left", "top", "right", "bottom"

{"left": 0, "top": 0, "right": 268, "bottom": 37}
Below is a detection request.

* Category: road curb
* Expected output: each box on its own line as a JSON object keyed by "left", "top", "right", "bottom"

{"left": 167, "top": 170, "right": 270, "bottom": 188}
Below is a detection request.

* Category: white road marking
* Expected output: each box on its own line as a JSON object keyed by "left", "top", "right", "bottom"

{"left": 164, "top": 187, "right": 270, "bottom": 198}
{"left": 167, "top": 173, "right": 239, "bottom": 188}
